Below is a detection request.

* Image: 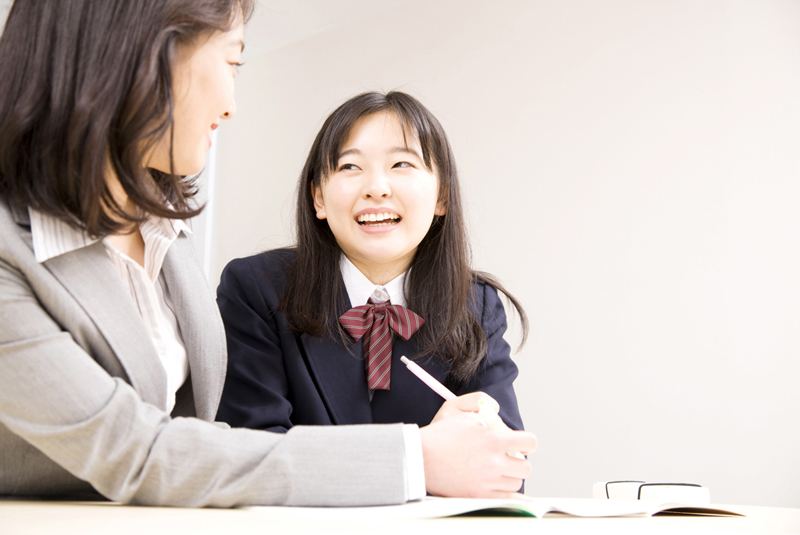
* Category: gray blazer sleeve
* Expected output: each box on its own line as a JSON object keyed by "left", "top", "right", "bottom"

{"left": 0, "top": 202, "right": 410, "bottom": 507}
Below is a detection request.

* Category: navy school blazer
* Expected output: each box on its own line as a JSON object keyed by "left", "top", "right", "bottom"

{"left": 215, "top": 249, "right": 524, "bottom": 432}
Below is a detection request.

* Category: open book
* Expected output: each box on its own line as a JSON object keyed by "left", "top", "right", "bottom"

{"left": 378, "top": 497, "right": 744, "bottom": 519}
{"left": 249, "top": 497, "right": 743, "bottom": 519}
{"left": 402, "top": 497, "right": 744, "bottom": 518}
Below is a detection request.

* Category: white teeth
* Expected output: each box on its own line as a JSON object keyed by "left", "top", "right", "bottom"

{"left": 358, "top": 212, "right": 399, "bottom": 224}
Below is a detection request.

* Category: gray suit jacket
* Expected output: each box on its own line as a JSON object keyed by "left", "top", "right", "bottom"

{"left": 0, "top": 199, "right": 410, "bottom": 507}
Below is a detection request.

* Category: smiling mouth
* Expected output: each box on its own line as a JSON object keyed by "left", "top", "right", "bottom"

{"left": 357, "top": 212, "right": 401, "bottom": 226}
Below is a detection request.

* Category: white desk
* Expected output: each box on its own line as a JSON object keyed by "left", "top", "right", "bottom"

{"left": 2, "top": 500, "right": 798, "bottom": 535}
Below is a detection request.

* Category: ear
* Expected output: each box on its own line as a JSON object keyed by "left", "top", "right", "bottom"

{"left": 311, "top": 182, "right": 327, "bottom": 220}
{"left": 434, "top": 179, "right": 447, "bottom": 216}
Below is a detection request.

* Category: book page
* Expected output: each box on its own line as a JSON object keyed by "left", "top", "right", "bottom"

{"left": 247, "top": 497, "right": 743, "bottom": 519}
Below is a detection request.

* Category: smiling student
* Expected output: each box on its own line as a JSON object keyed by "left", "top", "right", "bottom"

{"left": 216, "top": 91, "right": 529, "bottom": 437}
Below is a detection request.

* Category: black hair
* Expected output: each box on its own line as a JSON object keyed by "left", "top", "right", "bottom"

{"left": 0, "top": 0, "right": 255, "bottom": 236}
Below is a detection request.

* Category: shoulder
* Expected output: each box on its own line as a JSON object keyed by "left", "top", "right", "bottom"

{"left": 218, "top": 248, "right": 296, "bottom": 298}
{"left": 221, "top": 248, "right": 295, "bottom": 282}
{"left": 469, "top": 276, "right": 502, "bottom": 309}
{"left": 468, "top": 275, "right": 507, "bottom": 330}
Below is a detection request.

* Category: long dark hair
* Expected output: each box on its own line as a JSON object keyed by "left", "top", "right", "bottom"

{"left": 281, "top": 91, "right": 528, "bottom": 382}
{"left": 0, "top": 0, "right": 254, "bottom": 236}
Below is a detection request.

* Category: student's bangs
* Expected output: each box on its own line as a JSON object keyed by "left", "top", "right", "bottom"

{"left": 316, "top": 93, "right": 453, "bottom": 196}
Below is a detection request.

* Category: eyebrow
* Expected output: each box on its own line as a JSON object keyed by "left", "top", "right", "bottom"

{"left": 388, "top": 146, "right": 422, "bottom": 160}
{"left": 337, "top": 146, "right": 422, "bottom": 160}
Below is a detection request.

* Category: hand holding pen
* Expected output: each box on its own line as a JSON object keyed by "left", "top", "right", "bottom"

{"left": 406, "top": 355, "right": 538, "bottom": 499}
{"left": 400, "top": 356, "right": 527, "bottom": 459}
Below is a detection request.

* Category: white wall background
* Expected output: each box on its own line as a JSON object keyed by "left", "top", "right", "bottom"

{"left": 212, "top": 0, "right": 800, "bottom": 508}
{"left": 3, "top": 0, "right": 797, "bottom": 508}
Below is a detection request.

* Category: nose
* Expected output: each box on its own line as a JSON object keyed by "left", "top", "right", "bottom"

{"left": 362, "top": 169, "right": 391, "bottom": 199}
{"left": 222, "top": 99, "right": 237, "bottom": 119}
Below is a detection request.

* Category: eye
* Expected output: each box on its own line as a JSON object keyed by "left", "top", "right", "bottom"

{"left": 338, "top": 163, "right": 361, "bottom": 171}
{"left": 392, "top": 161, "right": 414, "bottom": 169}
{"left": 230, "top": 62, "right": 244, "bottom": 73}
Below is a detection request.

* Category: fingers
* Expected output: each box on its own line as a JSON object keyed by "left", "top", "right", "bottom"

{"left": 499, "top": 455, "right": 533, "bottom": 481}
{"left": 421, "top": 408, "right": 538, "bottom": 499}
{"left": 505, "top": 430, "right": 539, "bottom": 454}
{"left": 482, "top": 431, "right": 534, "bottom": 492}
{"left": 467, "top": 468, "right": 529, "bottom": 497}
{"left": 493, "top": 476, "right": 528, "bottom": 493}
{"left": 429, "top": 391, "right": 500, "bottom": 424}
{"left": 451, "top": 391, "right": 500, "bottom": 414}
{"left": 480, "top": 411, "right": 510, "bottom": 431}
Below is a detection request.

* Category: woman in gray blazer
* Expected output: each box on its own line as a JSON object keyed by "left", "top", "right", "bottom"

{"left": 0, "top": 0, "right": 537, "bottom": 507}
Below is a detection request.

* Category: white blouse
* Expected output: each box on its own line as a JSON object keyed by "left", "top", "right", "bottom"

{"left": 29, "top": 207, "right": 190, "bottom": 413}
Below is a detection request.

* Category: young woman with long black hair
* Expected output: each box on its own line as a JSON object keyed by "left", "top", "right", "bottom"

{"left": 218, "top": 91, "right": 527, "bottom": 435}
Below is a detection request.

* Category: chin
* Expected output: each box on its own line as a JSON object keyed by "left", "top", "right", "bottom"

{"left": 184, "top": 165, "right": 205, "bottom": 177}
{"left": 173, "top": 159, "right": 206, "bottom": 177}
{"left": 360, "top": 251, "right": 412, "bottom": 266}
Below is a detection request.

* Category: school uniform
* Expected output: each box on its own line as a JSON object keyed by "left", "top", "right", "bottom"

{"left": 216, "top": 248, "right": 524, "bottom": 432}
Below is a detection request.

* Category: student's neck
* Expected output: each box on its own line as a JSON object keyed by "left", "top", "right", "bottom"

{"left": 350, "top": 258, "right": 409, "bottom": 286}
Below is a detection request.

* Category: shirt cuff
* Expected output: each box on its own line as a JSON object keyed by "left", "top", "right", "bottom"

{"left": 402, "top": 424, "right": 426, "bottom": 501}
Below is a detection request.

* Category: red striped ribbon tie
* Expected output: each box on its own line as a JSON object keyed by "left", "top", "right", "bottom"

{"left": 338, "top": 299, "right": 425, "bottom": 390}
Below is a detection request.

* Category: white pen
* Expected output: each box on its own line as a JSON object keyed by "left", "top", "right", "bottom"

{"left": 400, "top": 355, "right": 457, "bottom": 400}
{"left": 400, "top": 355, "right": 525, "bottom": 460}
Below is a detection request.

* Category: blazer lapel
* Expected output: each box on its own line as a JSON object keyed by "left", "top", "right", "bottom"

{"left": 161, "top": 234, "right": 227, "bottom": 421}
{"left": 370, "top": 336, "right": 446, "bottom": 425}
{"left": 43, "top": 242, "right": 168, "bottom": 409}
{"left": 300, "top": 332, "right": 373, "bottom": 425}
{"left": 7, "top": 202, "right": 34, "bottom": 249}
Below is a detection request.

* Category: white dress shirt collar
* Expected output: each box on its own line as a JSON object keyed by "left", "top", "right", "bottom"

{"left": 28, "top": 207, "right": 191, "bottom": 264}
{"left": 339, "top": 255, "right": 408, "bottom": 308}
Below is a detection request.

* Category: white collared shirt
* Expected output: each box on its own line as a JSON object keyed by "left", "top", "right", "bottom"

{"left": 339, "top": 254, "right": 425, "bottom": 500}
{"left": 340, "top": 254, "right": 408, "bottom": 308}
{"left": 29, "top": 207, "right": 190, "bottom": 413}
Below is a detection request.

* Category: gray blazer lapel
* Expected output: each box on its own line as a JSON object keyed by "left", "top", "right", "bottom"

{"left": 7, "top": 202, "right": 34, "bottom": 249}
{"left": 161, "top": 234, "right": 226, "bottom": 421}
{"left": 301, "top": 333, "right": 373, "bottom": 425}
{"left": 43, "top": 242, "right": 167, "bottom": 409}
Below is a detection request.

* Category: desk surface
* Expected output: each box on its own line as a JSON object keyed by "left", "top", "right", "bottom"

{"left": 2, "top": 500, "right": 798, "bottom": 535}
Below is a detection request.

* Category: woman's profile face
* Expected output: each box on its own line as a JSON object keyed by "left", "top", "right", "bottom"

{"left": 146, "top": 22, "right": 244, "bottom": 176}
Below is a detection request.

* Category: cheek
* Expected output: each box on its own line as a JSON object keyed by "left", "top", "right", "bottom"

{"left": 170, "top": 113, "right": 205, "bottom": 167}
{"left": 322, "top": 183, "right": 358, "bottom": 220}
{"left": 171, "top": 92, "right": 204, "bottom": 146}
{"left": 407, "top": 180, "right": 441, "bottom": 218}
{"left": 182, "top": 65, "right": 231, "bottom": 122}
